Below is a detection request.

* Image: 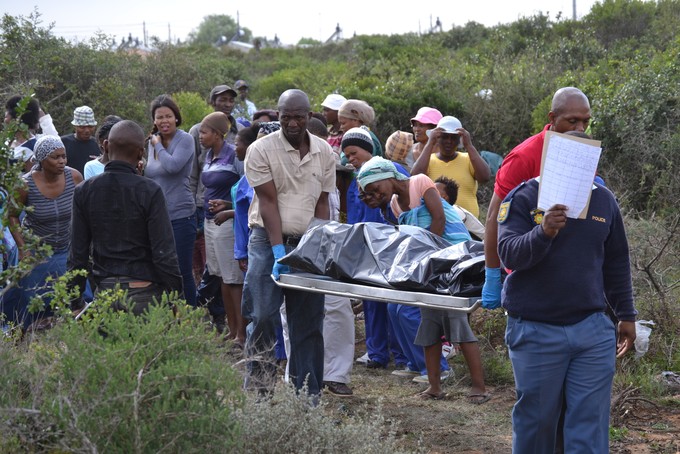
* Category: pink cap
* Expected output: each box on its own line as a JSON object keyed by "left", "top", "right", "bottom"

{"left": 410, "top": 107, "right": 442, "bottom": 126}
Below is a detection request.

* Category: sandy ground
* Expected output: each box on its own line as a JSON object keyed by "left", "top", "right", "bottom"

{"left": 317, "top": 317, "right": 680, "bottom": 454}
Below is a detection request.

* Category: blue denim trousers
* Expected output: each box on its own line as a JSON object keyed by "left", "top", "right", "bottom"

{"left": 506, "top": 312, "right": 616, "bottom": 454}
{"left": 2, "top": 250, "right": 67, "bottom": 329}
{"left": 243, "top": 228, "right": 324, "bottom": 395}
{"left": 362, "top": 300, "right": 406, "bottom": 367}
{"left": 171, "top": 214, "right": 197, "bottom": 306}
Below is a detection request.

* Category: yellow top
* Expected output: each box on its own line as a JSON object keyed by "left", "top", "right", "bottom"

{"left": 427, "top": 152, "right": 479, "bottom": 217}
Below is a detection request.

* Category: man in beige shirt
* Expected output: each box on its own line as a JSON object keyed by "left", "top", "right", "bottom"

{"left": 243, "top": 89, "right": 336, "bottom": 400}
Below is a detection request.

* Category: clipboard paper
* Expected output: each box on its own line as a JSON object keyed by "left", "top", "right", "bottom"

{"left": 538, "top": 131, "right": 602, "bottom": 219}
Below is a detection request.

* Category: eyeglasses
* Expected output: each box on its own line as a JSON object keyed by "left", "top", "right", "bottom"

{"left": 358, "top": 190, "right": 379, "bottom": 201}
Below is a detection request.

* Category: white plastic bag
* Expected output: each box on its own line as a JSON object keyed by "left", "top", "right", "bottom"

{"left": 633, "top": 320, "right": 655, "bottom": 359}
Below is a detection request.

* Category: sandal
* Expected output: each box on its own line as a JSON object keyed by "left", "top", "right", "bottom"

{"left": 418, "top": 391, "right": 447, "bottom": 400}
{"left": 467, "top": 393, "right": 491, "bottom": 405}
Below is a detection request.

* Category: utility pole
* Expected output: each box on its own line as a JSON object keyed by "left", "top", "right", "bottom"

{"left": 168, "top": 23, "right": 171, "bottom": 43}
{"left": 143, "top": 21, "right": 147, "bottom": 46}
{"left": 573, "top": 0, "right": 577, "bottom": 20}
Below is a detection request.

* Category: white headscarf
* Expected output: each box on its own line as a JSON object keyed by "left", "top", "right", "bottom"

{"left": 34, "top": 135, "right": 65, "bottom": 162}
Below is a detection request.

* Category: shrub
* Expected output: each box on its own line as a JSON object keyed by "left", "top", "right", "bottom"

{"left": 624, "top": 215, "right": 679, "bottom": 346}
{"left": 173, "top": 91, "right": 213, "bottom": 132}
{"left": 1, "top": 276, "right": 421, "bottom": 453}
{"left": 0, "top": 286, "right": 244, "bottom": 452}
{"left": 234, "top": 386, "right": 418, "bottom": 454}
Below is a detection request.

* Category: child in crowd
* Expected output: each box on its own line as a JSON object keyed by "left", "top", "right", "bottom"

{"left": 434, "top": 176, "right": 485, "bottom": 241}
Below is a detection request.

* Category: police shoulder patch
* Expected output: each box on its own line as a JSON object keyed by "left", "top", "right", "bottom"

{"left": 531, "top": 209, "right": 544, "bottom": 225}
{"left": 498, "top": 200, "right": 511, "bottom": 224}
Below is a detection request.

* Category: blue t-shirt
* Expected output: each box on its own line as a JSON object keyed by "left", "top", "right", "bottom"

{"left": 232, "top": 176, "right": 253, "bottom": 260}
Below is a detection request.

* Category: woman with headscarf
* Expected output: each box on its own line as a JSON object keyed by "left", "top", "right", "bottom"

{"left": 357, "top": 157, "right": 489, "bottom": 403}
{"left": 348, "top": 140, "right": 448, "bottom": 383}
{"left": 339, "top": 128, "right": 408, "bottom": 370}
{"left": 337, "top": 99, "right": 383, "bottom": 163}
{"left": 146, "top": 94, "right": 196, "bottom": 306}
{"left": 198, "top": 111, "right": 245, "bottom": 347}
{"left": 6, "top": 136, "right": 83, "bottom": 330}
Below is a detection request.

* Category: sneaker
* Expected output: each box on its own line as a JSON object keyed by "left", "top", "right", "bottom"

{"left": 441, "top": 341, "right": 455, "bottom": 359}
{"left": 323, "top": 381, "right": 353, "bottom": 396}
{"left": 412, "top": 370, "right": 452, "bottom": 384}
{"left": 391, "top": 368, "right": 420, "bottom": 377}
{"left": 356, "top": 352, "right": 369, "bottom": 364}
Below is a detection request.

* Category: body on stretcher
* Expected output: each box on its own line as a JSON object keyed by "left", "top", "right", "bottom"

{"left": 273, "top": 273, "right": 479, "bottom": 313}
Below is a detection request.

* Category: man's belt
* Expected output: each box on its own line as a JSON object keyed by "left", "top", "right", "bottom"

{"left": 282, "top": 234, "right": 302, "bottom": 247}
{"left": 99, "top": 276, "right": 152, "bottom": 289}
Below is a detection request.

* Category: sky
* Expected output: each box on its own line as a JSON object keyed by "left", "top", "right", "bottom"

{"left": 5, "top": 0, "right": 600, "bottom": 46}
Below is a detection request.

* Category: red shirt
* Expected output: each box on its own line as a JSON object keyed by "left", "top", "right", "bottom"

{"left": 494, "top": 124, "right": 551, "bottom": 199}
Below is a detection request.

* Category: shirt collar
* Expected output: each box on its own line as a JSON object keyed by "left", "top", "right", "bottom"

{"left": 279, "top": 129, "right": 317, "bottom": 154}
{"left": 105, "top": 160, "right": 138, "bottom": 174}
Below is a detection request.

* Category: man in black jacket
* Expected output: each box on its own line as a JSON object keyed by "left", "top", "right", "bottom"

{"left": 68, "top": 120, "right": 182, "bottom": 314}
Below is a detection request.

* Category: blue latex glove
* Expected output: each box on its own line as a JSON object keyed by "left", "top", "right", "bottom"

{"left": 481, "top": 267, "right": 502, "bottom": 309}
{"left": 271, "top": 244, "right": 290, "bottom": 281}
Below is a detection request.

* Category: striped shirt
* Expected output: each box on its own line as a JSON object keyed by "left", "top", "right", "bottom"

{"left": 23, "top": 168, "right": 75, "bottom": 251}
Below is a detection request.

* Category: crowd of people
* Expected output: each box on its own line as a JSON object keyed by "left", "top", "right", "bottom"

{"left": 2, "top": 83, "right": 637, "bottom": 452}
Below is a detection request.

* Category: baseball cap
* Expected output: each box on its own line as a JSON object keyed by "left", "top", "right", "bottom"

{"left": 234, "top": 80, "right": 248, "bottom": 90}
{"left": 321, "top": 94, "right": 347, "bottom": 111}
{"left": 209, "top": 85, "right": 237, "bottom": 102}
{"left": 427, "top": 116, "right": 463, "bottom": 137}
{"left": 411, "top": 107, "right": 442, "bottom": 126}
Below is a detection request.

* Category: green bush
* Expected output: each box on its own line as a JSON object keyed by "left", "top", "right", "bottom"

{"left": 173, "top": 91, "right": 213, "bottom": 132}
{"left": 235, "top": 387, "right": 418, "bottom": 454}
{"left": 0, "top": 287, "right": 244, "bottom": 452}
{"left": 585, "top": 0, "right": 656, "bottom": 48}
{"left": 0, "top": 275, "right": 424, "bottom": 453}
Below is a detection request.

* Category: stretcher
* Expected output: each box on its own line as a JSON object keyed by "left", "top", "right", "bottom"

{"left": 274, "top": 273, "right": 480, "bottom": 313}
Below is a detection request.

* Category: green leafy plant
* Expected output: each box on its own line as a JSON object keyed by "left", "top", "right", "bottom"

{"left": 173, "top": 91, "right": 213, "bottom": 132}
{"left": 1, "top": 278, "right": 245, "bottom": 452}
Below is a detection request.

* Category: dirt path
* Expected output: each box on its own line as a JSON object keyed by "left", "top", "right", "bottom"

{"left": 323, "top": 320, "right": 680, "bottom": 453}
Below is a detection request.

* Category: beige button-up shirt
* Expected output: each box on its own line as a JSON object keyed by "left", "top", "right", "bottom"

{"left": 246, "top": 130, "right": 336, "bottom": 236}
